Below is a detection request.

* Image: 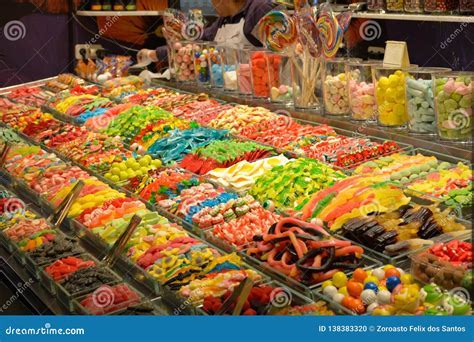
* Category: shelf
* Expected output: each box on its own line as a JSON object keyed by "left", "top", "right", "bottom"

{"left": 153, "top": 80, "right": 473, "bottom": 162}
{"left": 75, "top": 10, "right": 164, "bottom": 16}
{"left": 349, "top": 11, "right": 474, "bottom": 23}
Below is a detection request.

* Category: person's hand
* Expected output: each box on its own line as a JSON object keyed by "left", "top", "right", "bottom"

{"left": 137, "top": 49, "right": 158, "bottom": 64}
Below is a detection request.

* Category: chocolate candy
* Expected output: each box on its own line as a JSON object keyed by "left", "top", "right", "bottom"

{"left": 61, "top": 266, "right": 118, "bottom": 295}
{"left": 27, "top": 236, "right": 84, "bottom": 266}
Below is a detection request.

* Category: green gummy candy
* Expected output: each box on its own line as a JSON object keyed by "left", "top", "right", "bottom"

{"left": 459, "top": 97, "right": 471, "bottom": 108}
{"left": 444, "top": 99, "right": 458, "bottom": 111}
{"left": 451, "top": 93, "right": 462, "bottom": 102}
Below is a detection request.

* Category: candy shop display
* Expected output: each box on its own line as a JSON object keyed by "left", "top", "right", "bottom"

{"left": 268, "top": 53, "right": 293, "bottom": 104}
{"left": 193, "top": 42, "right": 210, "bottom": 85}
{"left": 104, "top": 155, "right": 163, "bottom": 183}
{"left": 207, "top": 155, "right": 290, "bottom": 193}
{"left": 0, "top": 68, "right": 472, "bottom": 318}
{"left": 301, "top": 176, "right": 411, "bottom": 231}
{"left": 209, "top": 105, "right": 277, "bottom": 134}
{"left": 236, "top": 47, "right": 253, "bottom": 95}
{"left": 346, "top": 61, "right": 378, "bottom": 121}
{"left": 246, "top": 218, "right": 365, "bottom": 285}
{"left": 460, "top": 0, "right": 474, "bottom": 12}
{"left": 406, "top": 70, "right": 439, "bottom": 134}
{"left": 404, "top": 0, "right": 424, "bottom": 12}
{"left": 411, "top": 240, "right": 472, "bottom": 291}
{"left": 171, "top": 41, "right": 196, "bottom": 82}
{"left": 424, "top": 0, "right": 459, "bottom": 12}
{"left": 296, "top": 136, "right": 400, "bottom": 168}
{"left": 321, "top": 265, "right": 471, "bottom": 315}
{"left": 221, "top": 46, "right": 238, "bottom": 92}
{"left": 323, "top": 58, "right": 351, "bottom": 116}
{"left": 249, "top": 158, "right": 346, "bottom": 211}
{"left": 386, "top": 0, "right": 404, "bottom": 11}
{"left": 5, "top": 86, "right": 55, "bottom": 107}
{"left": 340, "top": 202, "right": 467, "bottom": 254}
{"left": 367, "top": 0, "right": 386, "bottom": 10}
{"left": 433, "top": 72, "right": 472, "bottom": 142}
{"left": 180, "top": 140, "right": 274, "bottom": 175}
{"left": 374, "top": 68, "right": 409, "bottom": 128}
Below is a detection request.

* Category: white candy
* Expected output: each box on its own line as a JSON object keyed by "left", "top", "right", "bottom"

{"left": 323, "top": 285, "right": 338, "bottom": 298}
{"left": 372, "top": 268, "right": 385, "bottom": 280}
{"left": 360, "top": 289, "right": 377, "bottom": 305}
{"left": 366, "top": 302, "right": 379, "bottom": 314}
{"left": 377, "top": 290, "right": 392, "bottom": 305}
{"left": 332, "top": 293, "right": 345, "bottom": 304}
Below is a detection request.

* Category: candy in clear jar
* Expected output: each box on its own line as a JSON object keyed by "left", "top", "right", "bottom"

{"left": 207, "top": 42, "right": 224, "bottom": 88}
{"left": 424, "top": 0, "right": 459, "bottom": 12}
{"left": 267, "top": 52, "right": 293, "bottom": 104}
{"left": 367, "top": 0, "right": 386, "bottom": 10}
{"left": 386, "top": 0, "right": 404, "bottom": 11}
{"left": 374, "top": 67, "right": 409, "bottom": 128}
{"left": 221, "top": 46, "right": 238, "bottom": 92}
{"left": 346, "top": 61, "right": 379, "bottom": 121}
{"left": 460, "top": 0, "right": 474, "bottom": 13}
{"left": 434, "top": 71, "right": 473, "bottom": 142}
{"left": 237, "top": 46, "right": 252, "bottom": 95}
{"left": 405, "top": 68, "right": 450, "bottom": 135}
{"left": 193, "top": 41, "right": 210, "bottom": 85}
{"left": 404, "top": 0, "right": 425, "bottom": 12}
{"left": 323, "top": 58, "right": 357, "bottom": 116}
{"left": 172, "top": 41, "right": 195, "bottom": 82}
{"left": 250, "top": 49, "right": 271, "bottom": 98}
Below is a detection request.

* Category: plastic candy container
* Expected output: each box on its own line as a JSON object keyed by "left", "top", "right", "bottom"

{"left": 424, "top": 0, "right": 459, "bottom": 11}
{"left": 374, "top": 67, "right": 409, "bottom": 128}
{"left": 237, "top": 47, "right": 252, "bottom": 95}
{"left": 291, "top": 53, "right": 323, "bottom": 110}
{"left": 460, "top": 0, "right": 474, "bottom": 13}
{"left": 221, "top": 46, "right": 238, "bottom": 92}
{"left": 386, "top": 0, "right": 404, "bottom": 11}
{"left": 433, "top": 72, "right": 472, "bottom": 142}
{"left": 411, "top": 240, "right": 472, "bottom": 291}
{"left": 404, "top": 0, "right": 425, "bottom": 12}
{"left": 250, "top": 50, "right": 272, "bottom": 98}
{"left": 207, "top": 42, "right": 224, "bottom": 88}
{"left": 346, "top": 61, "right": 378, "bottom": 121}
{"left": 171, "top": 41, "right": 195, "bottom": 82}
{"left": 322, "top": 59, "right": 351, "bottom": 116}
{"left": 267, "top": 53, "right": 293, "bottom": 104}
{"left": 367, "top": 0, "right": 386, "bottom": 10}
{"left": 406, "top": 68, "right": 451, "bottom": 134}
{"left": 193, "top": 42, "right": 210, "bottom": 85}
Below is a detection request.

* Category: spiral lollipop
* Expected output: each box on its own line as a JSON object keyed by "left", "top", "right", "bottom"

{"left": 256, "top": 11, "right": 298, "bottom": 53}
{"left": 316, "top": 4, "right": 343, "bottom": 59}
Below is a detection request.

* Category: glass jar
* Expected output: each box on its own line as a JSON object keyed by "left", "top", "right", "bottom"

{"left": 170, "top": 41, "right": 195, "bottom": 83}
{"left": 367, "top": 0, "right": 386, "bottom": 10}
{"left": 460, "top": 0, "right": 474, "bottom": 13}
{"left": 193, "top": 41, "right": 210, "bottom": 86}
{"left": 322, "top": 58, "right": 356, "bottom": 116}
{"left": 250, "top": 49, "right": 271, "bottom": 98}
{"left": 237, "top": 47, "right": 252, "bottom": 95}
{"left": 167, "top": 43, "right": 176, "bottom": 81}
{"left": 386, "top": 0, "right": 404, "bottom": 11}
{"left": 221, "top": 46, "right": 238, "bottom": 92}
{"left": 346, "top": 61, "right": 380, "bottom": 122}
{"left": 433, "top": 71, "right": 473, "bottom": 142}
{"left": 424, "top": 0, "right": 458, "bottom": 12}
{"left": 267, "top": 53, "right": 293, "bottom": 105}
{"left": 291, "top": 52, "right": 323, "bottom": 110}
{"left": 404, "top": 0, "right": 425, "bottom": 12}
{"left": 207, "top": 42, "right": 224, "bottom": 88}
{"left": 405, "top": 68, "right": 451, "bottom": 135}
{"left": 374, "top": 67, "right": 409, "bottom": 128}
